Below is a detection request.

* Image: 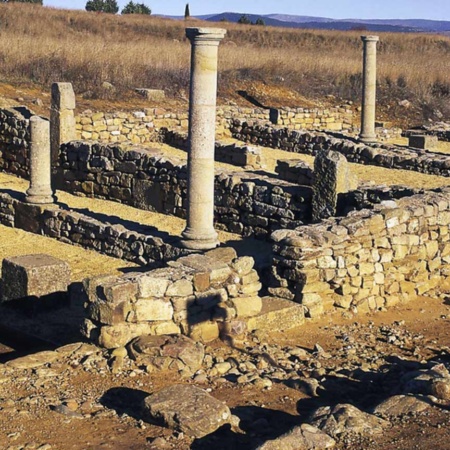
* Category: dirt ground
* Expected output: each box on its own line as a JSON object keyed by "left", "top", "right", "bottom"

{"left": 1, "top": 285, "right": 450, "bottom": 449}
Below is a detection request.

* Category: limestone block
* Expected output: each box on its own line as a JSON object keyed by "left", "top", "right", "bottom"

{"left": 134, "top": 298, "right": 174, "bottom": 322}
{"left": 232, "top": 296, "right": 262, "bottom": 318}
{"left": 166, "top": 279, "right": 194, "bottom": 297}
{"left": 1, "top": 254, "right": 70, "bottom": 302}
{"left": 188, "top": 321, "right": 220, "bottom": 343}
{"left": 409, "top": 135, "right": 438, "bottom": 150}
{"left": 312, "top": 149, "right": 358, "bottom": 221}
{"left": 135, "top": 88, "right": 166, "bottom": 101}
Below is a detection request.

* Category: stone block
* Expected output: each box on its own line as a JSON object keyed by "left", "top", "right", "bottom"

{"left": 232, "top": 296, "right": 262, "bottom": 318}
{"left": 312, "top": 149, "right": 358, "bottom": 221}
{"left": 134, "top": 298, "right": 174, "bottom": 322}
{"left": 408, "top": 134, "right": 438, "bottom": 150}
{"left": 137, "top": 275, "right": 170, "bottom": 298}
{"left": 135, "top": 88, "right": 166, "bottom": 101}
{"left": 1, "top": 254, "right": 70, "bottom": 302}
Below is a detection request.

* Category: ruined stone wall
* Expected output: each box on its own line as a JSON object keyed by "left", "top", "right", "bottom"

{"left": 162, "top": 130, "right": 263, "bottom": 169}
{"left": 0, "top": 192, "right": 189, "bottom": 266}
{"left": 270, "top": 188, "right": 450, "bottom": 317}
{"left": 231, "top": 120, "right": 450, "bottom": 177}
{"left": 81, "top": 248, "right": 263, "bottom": 348}
{"left": 0, "top": 108, "right": 30, "bottom": 179}
{"left": 274, "top": 106, "right": 355, "bottom": 131}
{"left": 74, "top": 105, "right": 356, "bottom": 144}
{"left": 58, "top": 141, "right": 312, "bottom": 238}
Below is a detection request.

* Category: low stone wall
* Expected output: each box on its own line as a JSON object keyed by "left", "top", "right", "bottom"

{"left": 74, "top": 105, "right": 356, "bottom": 144}
{"left": 0, "top": 108, "right": 30, "bottom": 179}
{"left": 273, "top": 105, "right": 355, "bottom": 131}
{"left": 162, "top": 130, "right": 263, "bottom": 169}
{"left": 275, "top": 160, "right": 313, "bottom": 185}
{"left": 58, "top": 141, "right": 312, "bottom": 238}
{"left": 231, "top": 120, "right": 450, "bottom": 177}
{"left": 0, "top": 191, "right": 189, "bottom": 267}
{"left": 403, "top": 127, "right": 450, "bottom": 142}
{"left": 81, "top": 248, "right": 263, "bottom": 348}
{"left": 269, "top": 188, "right": 450, "bottom": 317}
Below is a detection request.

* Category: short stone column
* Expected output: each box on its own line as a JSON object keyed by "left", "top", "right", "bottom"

{"left": 25, "top": 116, "right": 55, "bottom": 204}
{"left": 359, "top": 35, "right": 379, "bottom": 143}
{"left": 181, "top": 27, "right": 226, "bottom": 250}
{"left": 50, "top": 82, "right": 76, "bottom": 165}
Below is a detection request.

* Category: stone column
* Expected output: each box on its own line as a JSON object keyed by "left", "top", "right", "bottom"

{"left": 50, "top": 82, "right": 76, "bottom": 165}
{"left": 359, "top": 36, "right": 379, "bottom": 143}
{"left": 25, "top": 116, "right": 55, "bottom": 204}
{"left": 181, "top": 27, "right": 226, "bottom": 250}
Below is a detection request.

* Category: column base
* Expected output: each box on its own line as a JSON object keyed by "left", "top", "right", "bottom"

{"left": 359, "top": 134, "right": 378, "bottom": 144}
{"left": 24, "top": 194, "right": 57, "bottom": 205}
{"left": 180, "top": 227, "right": 219, "bottom": 250}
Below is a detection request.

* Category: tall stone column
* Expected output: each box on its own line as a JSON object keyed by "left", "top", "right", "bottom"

{"left": 181, "top": 27, "right": 226, "bottom": 250}
{"left": 50, "top": 82, "right": 76, "bottom": 165}
{"left": 25, "top": 116, "right": 55, "bottom": 204}
{"left": 359, "top": 35, "right": 379, "bottom": 143}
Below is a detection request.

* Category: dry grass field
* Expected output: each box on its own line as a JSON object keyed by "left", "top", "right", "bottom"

{"left": 0, "top": 3, "right": 448, "bottom": 125}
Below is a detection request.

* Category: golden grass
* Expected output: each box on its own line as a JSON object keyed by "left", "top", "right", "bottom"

{"left": 0, "top": 3, "right": 448, "bottom": 121}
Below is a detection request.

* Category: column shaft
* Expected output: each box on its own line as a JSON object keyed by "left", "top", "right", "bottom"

{"left": 25, "top": 116, "right": 55, "bottom": 204}
{"left": 181, "top": 27, "right": 226, "bottom": 250}
{"left": 50, "top": 82, "right": 76, "bottom": 165}
{"left": 359, "top": 36, "right": 379, "bottom": 143}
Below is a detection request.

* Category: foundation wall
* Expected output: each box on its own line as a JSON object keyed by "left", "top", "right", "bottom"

{"left": 80, "top": 248, "right": 263, "bottom": 348}
{"left": 231, "top": 120, "right": 450, "bottom": 177}
{"left": 74, "top": 105, "right": 357, "bottom": 144}
{"left": 0, "top": 192, "right": 189, "bottom": 266}
{"left": 270, "top": 188, "right": 450, "bottom": 317}
{"left": 57, "top": 141, "right": 312, "bottom": 238}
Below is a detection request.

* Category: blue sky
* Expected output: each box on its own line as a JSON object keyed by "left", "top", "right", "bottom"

{"left": 44, "top": 1, "right": 450, "bottom": 21}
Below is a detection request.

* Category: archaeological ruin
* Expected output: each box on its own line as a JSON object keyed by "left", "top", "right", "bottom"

{"left": 1, "top": 28, "right": 450, "bottom": 449}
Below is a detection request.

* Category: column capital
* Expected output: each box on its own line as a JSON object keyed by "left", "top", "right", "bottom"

{"left": 186, "top": 27, "right": 227, "bottom": 44}
{"left": 361, "top": 35, "right": 379, "bottom": 43}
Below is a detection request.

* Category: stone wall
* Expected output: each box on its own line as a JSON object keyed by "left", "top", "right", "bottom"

{"left": 58, "top": 141, "right": 312, "bottom": 238}
{"left": 0, "top": 192, "right": 189, "bottom": 267}
{"left": 162, "top": 130, "right": 263, "bottom": 169}
{"left": 74, "top": 105, "right": 356, "bottom": 144}
{"left": 231, "top": 120, "right": 450, "bottom": 177}
{"left": 269, "top": 188, "right": 450, "bottom": 317}
{"left": 273, "top": 105, "right": 355, "bottom": 131}
{"left": 81, "top": 248, "right": 263, "bottom": 348}
{"left": 0, "top": 108, "right": 31, "bottom": 179}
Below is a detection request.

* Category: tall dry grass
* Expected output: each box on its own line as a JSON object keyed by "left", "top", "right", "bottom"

{"left": 0, "top": 3, "right": 448, "bottom": 120}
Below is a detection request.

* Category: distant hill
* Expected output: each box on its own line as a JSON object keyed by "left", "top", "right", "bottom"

{"left": 164, "top": 11, "right": 450, "bottom": 33}
{"left": 204, "top": 12, "right": 420, "bottom": 33}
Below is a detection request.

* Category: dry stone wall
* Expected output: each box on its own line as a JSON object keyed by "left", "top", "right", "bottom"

{"left": 74, "top": 105, "right": 356, "bottom": 144}
{"left": 273, "top": 105, "right": 355, "bottom": 131}
{"left": 80, "top": 248, "right": 263, "bottom": 348}
{"left": 58, "top": 141, "right": 312, "bottom": 238}
{"left": 162, "top": 130, "right": 263, "bottom": 169}
{"left": 0, "top": 192, "right": 189, "bottom": 267}
{"left": 270, "top": 188, "right": 450, "bottom": 318}
{"left": 0, "top": 108, "right": 30, "bottom": 179}
{"left": 231, "top": 120, "right": 450, "bottom": 177}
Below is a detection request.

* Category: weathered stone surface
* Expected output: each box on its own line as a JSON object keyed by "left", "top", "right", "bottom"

{"left": 312, "top": 149, "right": 358, "bottom": 221}
{"left": 1, "top": 254, "right": 70, "bottom": 302}
{"left": 142, "top": 384, "right": 232, "bottom": 438}
{"left": 257, "top": 424, "right": 336, "bottom": 450}
{"left": 309, "top": 403, "right": 388, "bottom": 437}
{"left": 6, "top": 351, "right": 61, "bottom": 369}
{"left": 128, "top": 334, "right": 204, "bottom": 375}
{"left": 134, "top": 298, "right": 174, "bottom": 322}
{"left": 231, "top": 296, "right": 262, "bottom": 318}
{"left": 373, "top": 395, "right": 430, "bottom": 418}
